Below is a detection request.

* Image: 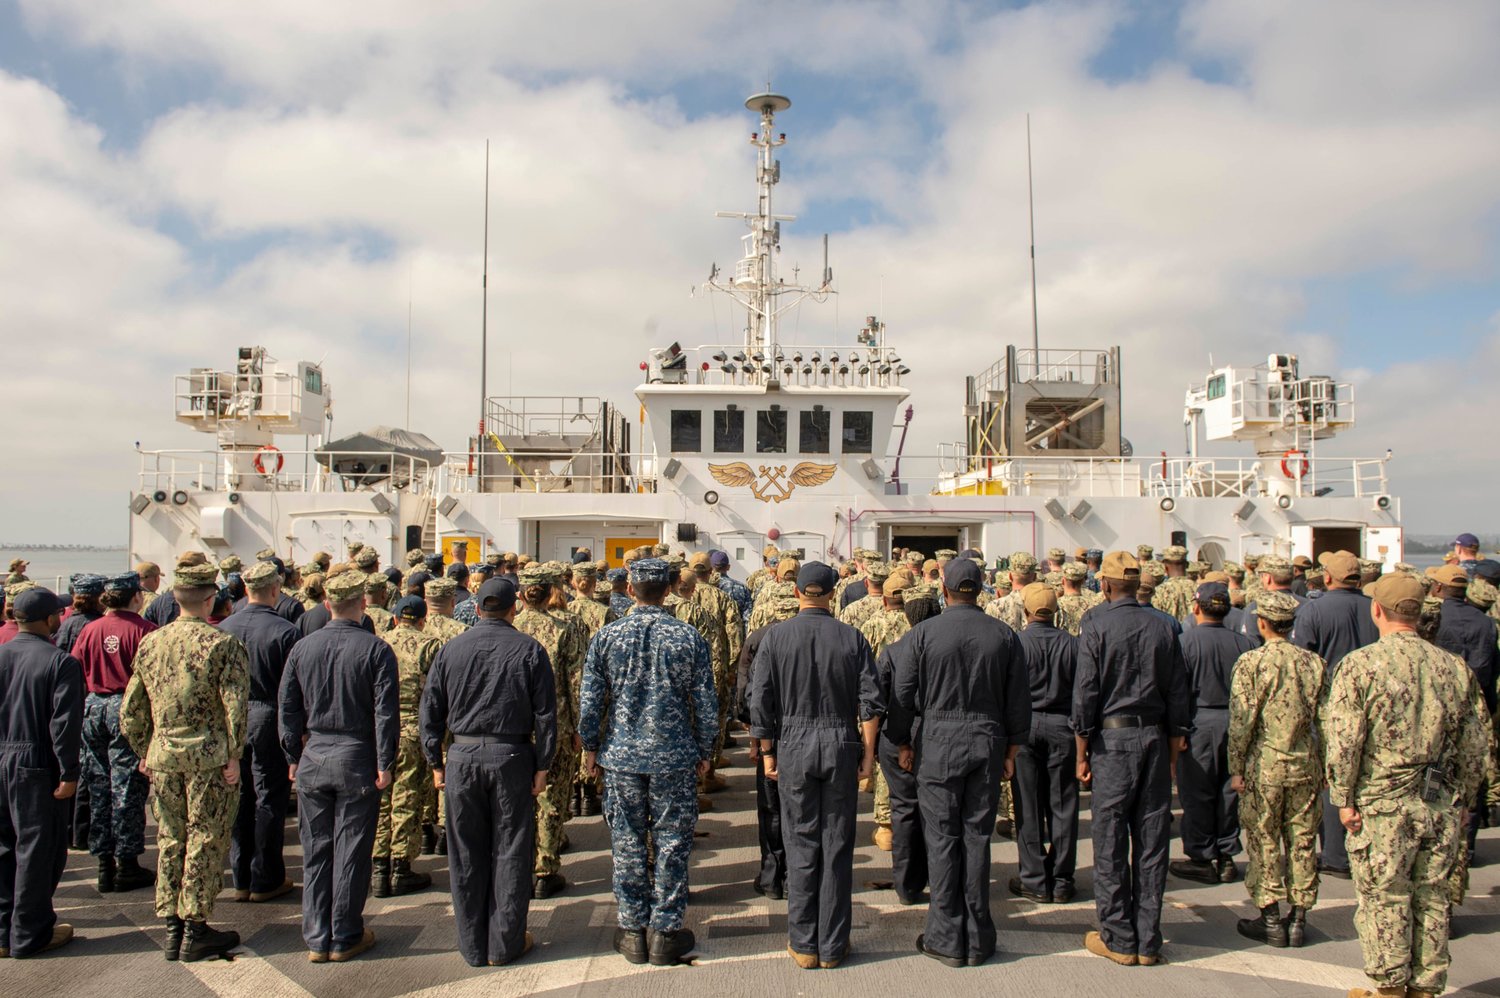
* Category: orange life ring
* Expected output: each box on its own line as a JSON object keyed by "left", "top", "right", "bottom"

{"left": 253, "top": 445, "right": 284, "bottom": 476}
{"left": 1280, "top": 449, "right": 1308, "bottom": 479}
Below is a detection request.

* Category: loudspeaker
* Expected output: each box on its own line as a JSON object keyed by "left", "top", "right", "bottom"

{"left": 370, "top": 493, "right": 394, "bottom": 514}
{"left": 129, "top": 494, "right": 151, "bottom": 515}
{"left": 1234, "top": 500, "right": 1256, "bottom": 521}
{"left": 437, "top": 496, "right": 459, "bottom": 517}
{"left": 1044, "top": 499, "right": 1066, "bottom": 520}
{"left": 1070, "top": 500, "right": 1092, "bottom": 522}
{"left": 405, "top": 525, "right": 423, "bottom": 553}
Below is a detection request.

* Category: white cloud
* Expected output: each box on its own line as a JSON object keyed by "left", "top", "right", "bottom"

{"left": 1, "top": 0, "right": 1497, "bottom": 543}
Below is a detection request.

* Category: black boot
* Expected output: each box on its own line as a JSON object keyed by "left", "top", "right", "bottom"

{"left": 420, "top": 824, "right": 436, "bottom": 855}
{"left": 372, "top": 858, "right": 392, "bottom": 898}
{"left": 569, "top": 785, "right": 583, "bottom": 818}
{"left": 181, "top": 921, "right": 240, "bottom": 963}
{"left": 163, "top": 917, "right": 184, "bottom": 962}
{"left": 435, "top": 826, "right": 448, "bottom": 856}
{"left": 390, "top": 860, "right": 432, "bottom": 896}
{"left": 114, "top": 855, "right": 155, "bottom": 892}
{"left": 1285, "top": 905, "right": 1307, "bottom": 947}
{"left": 581, "top": 783, "right": 602, "bottom": 817}
{"left": 97, "top": 855, "right": 116, "bottom": 895}
{"left": 1236, "top": 902, "right": 1288, "bottom": 948}
{"left": 648, "top": 928, "right": 697, "bottom": 967}
{"left": 613, "top": 927, "right": 648, "bottom": 964}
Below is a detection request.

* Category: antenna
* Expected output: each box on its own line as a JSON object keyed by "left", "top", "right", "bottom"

{"left": 406, "top": 262, "right": 413, "bottom": 428}
{"left": 1026, "top": 113, "right": 1040, "bottom": 363}
{"left": 479, "top": 139, "right": 490, "bottom": 482}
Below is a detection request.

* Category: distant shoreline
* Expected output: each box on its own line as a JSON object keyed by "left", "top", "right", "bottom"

{"left": 2, "top": 545, "right": 127, "bottom": 552}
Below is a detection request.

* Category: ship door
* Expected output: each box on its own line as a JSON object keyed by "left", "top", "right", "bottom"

{"left": 553, "top": 534, "right": 598, "bottom": 565}
{"left": 1363, "top": 526, "right": 1403, "bottom": 571}
{"left": 604, "top": 535, "right": 658, "bottom": 569}
{"left": 1308, "top": 526, "right": 1361, "bottom": 561}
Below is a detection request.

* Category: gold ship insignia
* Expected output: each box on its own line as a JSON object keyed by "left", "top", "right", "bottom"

{"left": 708, "top": 461, "right": 836, "bottom": 503}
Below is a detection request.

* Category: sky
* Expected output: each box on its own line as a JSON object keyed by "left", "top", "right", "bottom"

{"left": 1, "top": 0, "right": 1497, "bottom": 544}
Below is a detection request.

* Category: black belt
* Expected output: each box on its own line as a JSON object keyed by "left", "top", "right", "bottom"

{"left": 1101, "top": 715, "right": 1162, "bottom": 730}
{"left": 451, "top": 734, "right": 531, "bottom": 745}
{"left": 1197, "top": 705, "right": 1229, "bottom": 711}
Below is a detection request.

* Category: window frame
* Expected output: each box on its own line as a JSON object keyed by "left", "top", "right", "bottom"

{"left": 669, "top": 409, "right": 702, "bottom": 454}
{"left": 756, "top": 407, "right": 788, "bottom": 454}
{"left": 841, "top": 410, "right": 875, "bottom": 454}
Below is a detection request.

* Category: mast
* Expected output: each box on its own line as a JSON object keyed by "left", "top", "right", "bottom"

{"left": 479, "top": 139, "right": 490, "bottom": 482}
{"left": 1026, "top": 113, "right": 1039, "bottom": 363}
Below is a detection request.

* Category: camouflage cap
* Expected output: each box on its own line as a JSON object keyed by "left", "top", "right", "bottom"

{"left": 405, "top": 549, "right": 426, "bottom": 567}
{"left": 665, "top": 553, "right": 687, "bottom": 571}
{"left": 519, "top": 562, "right": 562, "bottom": 586}
{"left": 905, "top": 551, "right": 926, "bottom": 565}
{"left": 1187, "top": 561, "right": 1207, "bottom": 575}
{"left": 173, "top": 562, "right": 220, "bottom": 588}
{"left": 1254, "top": 589, "right": 1300, "bottom": 622}
{"left": 902, "top": 582, "right": 940, "bottom": 603}
{"left": 606, "top": 567, "right": 628, "bottom": 583}
{"left": 1257, "top": 554, "right": 1291, "bottom": 574}
{"left": 1008, "top": 551, "right": 1039, "bottom": 574}
{"left": 629, "top": 558, "right": 671, "bottom": 585}
{"left": 516, "top": 554, "right": 534, "bottom": 567}
{"left": 1393, "top": 561, "right": 1417, "bottom": 575}
{"left": 935, "top": 549, "right": 958, "bottom": 561}
{"left": 993, "top": 574, "right": 1013, "bottom": 592}
{"left": 242, "top": 561, "right": 280, "bottom": 589}
{"left": 1243, "top": 554, "right": 1262, "bottom": 569}
{"left": 363, "top": 575, "right": 389, "bottom": 595}
{"left": 1099, "top": 550, "right": 1140, "bottom": 582}
{"left": 1367, "top": 573, "right": 1424, "bottom": 615}
{"left": 1136, "top": 545, "right": 1154, "bottom": 560}
{"left": 651, "top": 544, "right": 669, "bottom": 557}
{"left": 424, "top": 576, "right": 458, "bottom": 599}
{"left": 254, "top": 547, "right": 276, "bottom": 561}
{"left": 484, "top": 553, "right": 503, "bottom": 568}
{"left": 353, "top": 546, "right": 380, "bottom": 570}
{"left": 325, "top": 570, "right": 367, "bottom": 602}
{"left": 1061, "top": 561, "right": 1088, "bottom": 582}
{"left": 1046, "top": 547, "right": 1066, "bottom": 562}
{"left": 4, "top": 579, "right": 37, "bottom": 601}
{"left": 7, "top": 557, "right": 27, "bottom": 572}
{"left": 1139, "top": 560, "right": 1166, "bottom": 582}
{"left": 1467, "top": 578, "right": 1497, "bottom": 610}
{"left": 864, "top": 560, "right": 892, "bottom": 582}
{"left": 105, "top": 572, "right": 141, "bottom": 593}
{"left": 178, "top": 550, "right": 210, "bottom": 568}
{"left": 1222, "top": 561, "right": 1245, "bottom": 580}
{"left": 1160, "top": 545, "right": 1188, "bottom": 563}
{"left": 69, "top": 574, "right": 106, "bottom": 596}
{"left": 218, "top": 555, "right": 243, "bottom": 575}
{"left": 1042, "top": 571, "right": 1063, "bottom": 588}
{"left": 782, "top": 548, "right": 806, "bottom": 560}
{"left": 572, "top": 562, "right": 598, "bottom": 580}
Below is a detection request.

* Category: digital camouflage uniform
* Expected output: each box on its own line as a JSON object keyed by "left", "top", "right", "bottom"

{"left": 120, "top": 614, "right": 250, "bottom": 922}
{"left": 749, "top": 580, "right": 799, "bottom": 633}
{"left": 1228, "top": 632, "right": 1326, "bottom": 909}
{"left": 985, "top": 589, "right": 1027, "bottom": 631}
{"left": 859, "top": 607, "right": 910, "bottom": 828}
{"left": 374, "top": 624, "right": 439, "bottom": 862}
{"left": 515, "top": 600, "right": 588, "bottom": 878}
{"left": 577, "top": 570, "right": 718, "bottom": 933}
{"left": 418, "top": 593, "right": 469, "bottom": 829}
{"left": 1324, "top": 631, "right": 1488, "bottom": 996}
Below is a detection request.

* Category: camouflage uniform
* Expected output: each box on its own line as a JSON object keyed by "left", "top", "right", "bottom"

{"left": 418, "top": 590, "right": 469, "bottom": 830}
{"left": 567, "top": 592, "right": 616, "bottom": 640}
{"left": 985, "top": 589, "right": 1026, "bottom": 631}
{"left": 515, "top": 598, "right": 588, "bottom": 879}
{"left": 1228, "top": 633, "right": 1326, "bottom": 909}
{"left": 749, "top": 580, "right": 799, "bottom": 632}
{"left": 715, "top": 571, "right": 753, "bottom": 625}
{"left": 859, "top": 608, "right": 910, "bottom": 828}
{"left": 1324, "top": 631, "right": 1488, "bottom": 996}
{"left": 120, "top": 613, "right": 250, "bottom": 922}
{"left": 578, "top": 562, "right": 717, "bottom": 933}
{"left": 1152, "top": 548, "right": 1197, "bottom": 623}
{"left": 374, "top": 625, "right": 439, "bottom": 862}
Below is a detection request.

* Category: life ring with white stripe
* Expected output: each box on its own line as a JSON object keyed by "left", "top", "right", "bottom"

{"left": 1280, "top": 449, "right": 1308, "bottom": 479}
{"left": 253, "top": 445, "right": 284, "bottom": 476}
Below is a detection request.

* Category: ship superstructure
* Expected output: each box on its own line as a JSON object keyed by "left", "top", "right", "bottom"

{"left": 129, "top": 93, "right": 1403, "bottom": 575}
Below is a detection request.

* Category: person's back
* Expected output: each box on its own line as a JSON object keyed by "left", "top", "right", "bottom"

{"left": 1436, "top": 588, "right": 1499, "bottom": 712}
{"left": 1014, "top": 603, "right": 1081, "bottom": 904}
{"left": 1292, "top": 552, "right": 1377, "bottom": 674}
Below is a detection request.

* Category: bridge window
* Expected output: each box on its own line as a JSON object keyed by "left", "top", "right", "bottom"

{"left": 1207, "top": 374, "right": 1226, "bottom": 401}
{"left": 800, "top": 406, "right": 830, "bottom": 453}
{"left": 669, "top": 410, "right": 701, "bottom": 453}
{"left": 713, "top": 407, "right": 744, "bottom": 452}
{"left": 757, "top": 408, "right": 787, "bottom": 453}
{"left": 842, "top": 411, "right": 874, "bottom": 453}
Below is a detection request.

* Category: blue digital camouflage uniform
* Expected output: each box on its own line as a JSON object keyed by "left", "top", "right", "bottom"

{"left": 578, "top": 570, "right": 717, "bottom": 933}
{"left": 715, "top": 572, "right": 754, "bottom": 625}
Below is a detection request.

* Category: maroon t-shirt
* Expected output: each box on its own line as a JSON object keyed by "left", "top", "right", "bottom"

{"left": 0, "top": 621, "right": 17, "bottom": 645}
{"left": 72, "top": 611, "right": 157, "bottom": 694}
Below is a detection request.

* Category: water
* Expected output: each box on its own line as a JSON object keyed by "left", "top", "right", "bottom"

{"left": 5, "top": 549, "right": 131, "bottom": 592}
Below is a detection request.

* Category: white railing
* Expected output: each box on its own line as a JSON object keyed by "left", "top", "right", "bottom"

{"left": 136, "top": 449, "right": 436, "bottom": 496}
{"left": 642, "top": 342, "right": 909, "bottom": 389}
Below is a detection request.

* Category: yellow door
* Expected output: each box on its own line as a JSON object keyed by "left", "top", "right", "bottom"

{"left": 604, "top": 536, "right": 657, "bottom": 569}
{"left": 441, "top": 535, "right": 483, "bottom": 567}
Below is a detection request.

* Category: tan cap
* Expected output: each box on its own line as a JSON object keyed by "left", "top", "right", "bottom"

{"left": 135, "top": 561, "right": 160, "bottom": 577}
{"left": 688, "top": 552, "right": 712, "bottom": 572}
{"left": 881, "top": 575, "right": 908, "bottom": 598}
{"left": 1426, "top": 565, "right": 1469, "bottom": 589}
{"left": 1318, "top": 550, "right": 1362, "bottom": 585}
{"left": 1368, "top": 573, "right": 1425, "bottom": 615}
{"left": 1022, "top": 582, "right": 1058, "bottom": 616}
{"left": 176, "top": 550, "right": 209, "bottom": 568}
{"left": 1099, "top": 550, "right": 1141, "bottom": 582}
{"left": 1201, "top": 570, "right": 1231, "bottom": 585}
{"left": 775, "top": 559, "right": 800, "bottom": 581}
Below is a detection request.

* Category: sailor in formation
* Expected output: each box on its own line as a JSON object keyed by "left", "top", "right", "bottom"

{"left": 4, "top": 534, "right": 1497, "bottom": 994}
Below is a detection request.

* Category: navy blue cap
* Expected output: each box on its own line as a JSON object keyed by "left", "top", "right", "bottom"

{"left": 1085, "top": 548, "right": 1104, "bottom": 560}
{"left": 1455, "top": 532, "right": 1480, "bottom": 549}
{"left": 264, "top": 556, "right": 287, "bottom": 575}
{"left": 383, "top": 566, "right": 403, "bottom": 585}
{"left": 606, "top": 567, "right": 628, "bottom": 583}
{"left": 629, "top": 558, "right": 671, "bottom": 585}
{"left": 1195, "top": 581, "right": 1231, "bottom": 610}
{"left": 70, "top": 573, "right": 107, "bottom": 596}
{"left": 943, "top": 558, "right": 984, "bottom": 594}
{"left": 472, "top": 563, "right": 495, "bottom": 578}
{"left": 446, "top": 561, "right": 469, "bottom": 580}
{"left": 405, "top": 570, "right": 432, "bottom": 593}
{"left": 958, "top": 548, "right": 983, "bottom": 561}
{"left": 1474, "top": 559, "right": 1500, "bottom": 584}
{"left": 394, "top": 595, "right": 428, "bottom": 621}
{"left": 424, "top": 554, "right": 445, "bottom": 572}
{"left": 477, "top": 576, "right": 517, "bottom": 612}
{"left": 572, "top": 550, "right": 592, "bottom": 565}
{"left": 12, "top": 588, "right": 70, "bottom": 623}
{"left": 710, "top": 550, "right": 731, "bottom": 570}
{"left": 795, "top": 561, "right": 838, "bottom": 597}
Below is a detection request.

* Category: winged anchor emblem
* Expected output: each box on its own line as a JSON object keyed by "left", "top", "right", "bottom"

{"left": 708, "top": 461, "right": 837, "bottom": 503}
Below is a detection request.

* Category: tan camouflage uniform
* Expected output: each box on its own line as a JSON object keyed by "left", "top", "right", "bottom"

{"left": 1228, "top": 633, "right": 1326, "bottom": 909}
{"left": 1324, "top": 631, "right": 1488, "bottom": 996}
{"left": 374, "top": 624, "right": 439, "bottom": 862}
{"left": 859, "top": 607, "right": 910, "bottom": 828}
{"left": 419, "top": 586, "right": 469, "bottom": 830}
{"left": 120, "top": 613, "right": 249, "bottom": 922}
{"left": 515, "top": 601, "right": 588, "bottom": 878}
